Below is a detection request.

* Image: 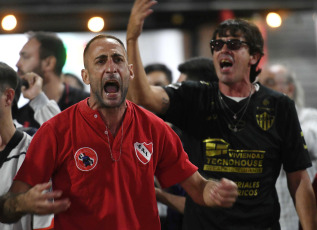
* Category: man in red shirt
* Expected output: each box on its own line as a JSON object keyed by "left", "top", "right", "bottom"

{"left": 0, "top": 34, "right": 238, "bottom": 230}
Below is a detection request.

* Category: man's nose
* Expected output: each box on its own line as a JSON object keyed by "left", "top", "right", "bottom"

{"left": 106, "top": 59, "right": 117, "bottom": 73}
{"left": 16, "top": 58, "right": 21, "bottom": 68}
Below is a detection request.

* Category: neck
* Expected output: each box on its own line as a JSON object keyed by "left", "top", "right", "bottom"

{"left": 0, "top": 118, "right": 16, "bottom": 151}
{"left": 43, "top": 75, "right": 64, "bottom": 102}
{"left": 95, "top": 102, "right": 127, "bottom": 137}
{"left": 219, "top": 82, "right": 254, "bottom": 97}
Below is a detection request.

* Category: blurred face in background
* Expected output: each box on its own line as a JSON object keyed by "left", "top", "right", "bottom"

{"left": 259, "top": 65, "right": 294, "bottom": 99}
{"left": 16, "top": 38, "right": 44, "bottom": 78}
{"left": 147, "top": 70, "right": 170, "bottom": 87}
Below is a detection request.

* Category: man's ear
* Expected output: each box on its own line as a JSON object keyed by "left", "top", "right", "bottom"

{"left": 4, "top": 88, "right": 15, "bottom": 107}
{"left": 81, "top": 69, "right": 90, "bottom": 85}
{"left": 129, "top": 64, "right": 134, "bottom": 80}
{"left": 287, "top": 83, "right": 296, "bottom": 98}
{"left": 42, "top": 56, "right": 56, "bottom": 72}
{"left": 250, "top": 52, "right": 262, "bottom": 65}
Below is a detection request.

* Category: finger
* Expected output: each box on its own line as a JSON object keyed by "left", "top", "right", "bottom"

{"left": 132, "top": 0, "right": 157, "bottom": 18}
{"left": 220, "top": 178, "right": 238, "bottom": 188}
{"left": 34, "top": 182, "right": 53, "bottom": 192}
{"left": 35, "top": 198, "right": 71, "bottom": 215}
{"left": 214, "top": 186, "right": 238, "bottom": 201}
{"left": 41, "top": 190, "right": 64, "bottom": 201}
{"left": 50, "top": 199, "right": 71, "bottom": 214}
{"left": 209, "top": 181, "right": 238, "bottom": 205}
{"left": 209, "top": 190, "right": 236, "bottom": 207}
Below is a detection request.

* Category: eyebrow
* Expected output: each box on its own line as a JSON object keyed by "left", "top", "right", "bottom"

{"left": 94, "top": 53, "right": 125, "bottom": 62}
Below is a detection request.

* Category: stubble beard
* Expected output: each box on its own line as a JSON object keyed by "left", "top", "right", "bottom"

{"left": 94, "top": 86, "right": 128, "bottom": 109}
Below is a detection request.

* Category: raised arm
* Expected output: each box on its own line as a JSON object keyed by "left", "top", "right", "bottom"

{"left": 21, "top": 72, "right": 61, "bottom": 125}
{"left": 179, "top": 171, "right": 238, "bottom": 208}
{"left": 287, "top": 170, "right": 317, "bottom": 229}
{"left": 126, "top": 0, "right": 170, "bottom": 115}
{"left": 0, "top": 181, "right": 70, "bottom": 223}
{"left": 155, "top": 187, "right": 186, "bottom": 214}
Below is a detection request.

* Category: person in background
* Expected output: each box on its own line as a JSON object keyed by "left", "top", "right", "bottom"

{"left": 145, "top": 63, "right": 173, "bottom": 87}
{"left": 126, "top": 0, "right": 317, "bottom": 229}
{"left": 144, "top": 62, "right": 173, "bottom": 229}
{"left": 155, "top": 57, "right": 218, "bottom": 230}
{"left": 0, "top": 62, "right": 54, "bottom": 230}
{"left": 15, "top": 31, "right": 89, "bottom": 129}
{"left": 12, "top": 71, "right": 61, "bottom": 136}
{"left": 0, "top": 34, "right": 238, "bottom": 230}
{"left": 176, "top": 57, "right": 218, "bottom": 83}
{"left": 62, "top": 72, "right": 86, "bottom": 91}
{"left": 259, "top": 63, "right": 317, "bottom": 230}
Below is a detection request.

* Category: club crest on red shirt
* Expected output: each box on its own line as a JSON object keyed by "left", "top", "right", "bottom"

{"left": 74, "top": 147, "right": 98, "bottom": 171}
{"left": 134, "top": 142, "right": 153, "bottom": 164}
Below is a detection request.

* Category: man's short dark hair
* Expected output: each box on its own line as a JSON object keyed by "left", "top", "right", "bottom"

{"left": 0, "top": 62, "right": 18, "bottom": 93}
{"left": 178, "top": 57, "right": 218, "bottom": 82}
{"left": 27, "top": 31, "right": 66, "bottom": 76}
{"left": 144, "top": 63, "right": 173, "bottom": 84}
{"left": 212, "top": 18, "right": 264, "bottom": 82}
{"left": 83, "top": 34, "right": 126, "bottom": 69}
{"left": 63, "top": 72, "right": 85, "bottom": 90}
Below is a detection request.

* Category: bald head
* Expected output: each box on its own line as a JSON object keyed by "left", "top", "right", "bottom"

{"left": 259, "top": 64, "right": 295, "bottom": 99}
{"left": 83, "top": 34, "right": 127, "bottom": 68}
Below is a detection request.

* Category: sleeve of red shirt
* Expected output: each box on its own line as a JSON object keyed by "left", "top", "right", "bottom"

{"left": 14, "top": 122, "right": 58, "bottom": 186}
{"left": 155, "top": 122, "right": 197, "bottom": 189}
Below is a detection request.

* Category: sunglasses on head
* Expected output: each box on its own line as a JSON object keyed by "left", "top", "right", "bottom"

{"left": 210, "top": 39, "right": 249, "bottom": 53}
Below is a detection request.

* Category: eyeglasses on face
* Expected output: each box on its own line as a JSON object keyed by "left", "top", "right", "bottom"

{"left": 210, "top": 39, "right": 249, "bottom": 53}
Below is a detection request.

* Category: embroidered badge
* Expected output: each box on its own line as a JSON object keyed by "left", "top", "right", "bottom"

{"left": 256, "top": 98, "right": 275, "bottom": 131}
{"left": 134, "top": 142, "right": 153, "bottom": 164}
{"left": 74, "top": 147, "right": 98, "bottom": 171}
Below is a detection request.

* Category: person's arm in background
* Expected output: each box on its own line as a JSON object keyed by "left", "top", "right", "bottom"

{"left": 21, "top": 72, "right": 60, "bottom": 125}
{"left": 0, "top": 181, "right": 70, "bottom": 224}
{"left": 179, "top": 171, "right": 238, "bottom": 208}
{"left": 155, "top": 188, "right": 186, "bottom": 214}
{"left": 287, "top": 170, "right": 317, "bottom": 230}
{"left": 126, "top": 0, "right": 170, "bottom": 115}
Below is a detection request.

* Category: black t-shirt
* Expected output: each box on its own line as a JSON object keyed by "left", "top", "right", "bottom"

{"left": 58, "top": 83, "right": 90, "bottom": 111}
{"left": 162, "top": 81, "right": 311, "bottom": 230}
{"left": 15, "top": 84, "right": 89, "bottom": 129}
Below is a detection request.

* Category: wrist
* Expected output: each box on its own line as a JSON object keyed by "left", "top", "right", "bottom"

{"left": 13, "top": 193, "right": 27, "bottom": 214}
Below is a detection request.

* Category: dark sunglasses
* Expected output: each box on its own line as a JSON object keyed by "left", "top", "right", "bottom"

{"left": 210, "top": 39, "right": 249, "bottom": 53}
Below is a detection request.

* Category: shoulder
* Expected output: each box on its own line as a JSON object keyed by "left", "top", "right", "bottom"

{"left": 165, "top": 80, "right": 214, "bottom": 92}
{"left": 164, "top": 81, "right": 215, "bottom": 105}
{"left": 44, "top": 100, "right": 82, "bottom": 128}
{"left": 257, "top": 83, "right": 287, "bottom": 99}
{"left": 67, "top": 84, "right": 90, "bottom": 99}
{"left": 299, "top": 107, "right": 317, "bottom": 124}
{"left": 6, "top": 131, "right": 31, "bottom": 158}
{"left": 127, "top": 100, "right": 167, "bottom": 126}
{"left": 256, "top": 83, "right": 293, "bottom": 105}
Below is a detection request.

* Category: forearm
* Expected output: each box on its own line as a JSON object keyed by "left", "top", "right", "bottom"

{"left": 126, "top": 39, "right": 170, "bottom": 114}
{"left": 0, "top": 193, "right": 26, "bottom": 223}
{"left": 180, "top": 172, "right": 238, "bottom": 208}
{"left": 155, "top": 188, "right": 185, "bottom": 214}
{"left": 126, "top": 39, "right": 152, "bottom": 104}
{"left": 294, "top": 180, "right": 317, "bottom": 229}
{"left": 180, "top": 172, "right": 209, "bottom": 206}
{"left": 287, "top": 170, "right": 317, "bottom": 229}
{"left": 126, "top": 0, "right": 169, "bottom": 114}
{"left": 30, "top": 92, "right": 61, "bottom": 125}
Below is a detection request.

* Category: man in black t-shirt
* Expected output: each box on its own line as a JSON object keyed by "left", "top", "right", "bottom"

{"left": 126, "top": 0, "right": 317, "bottom": 229}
